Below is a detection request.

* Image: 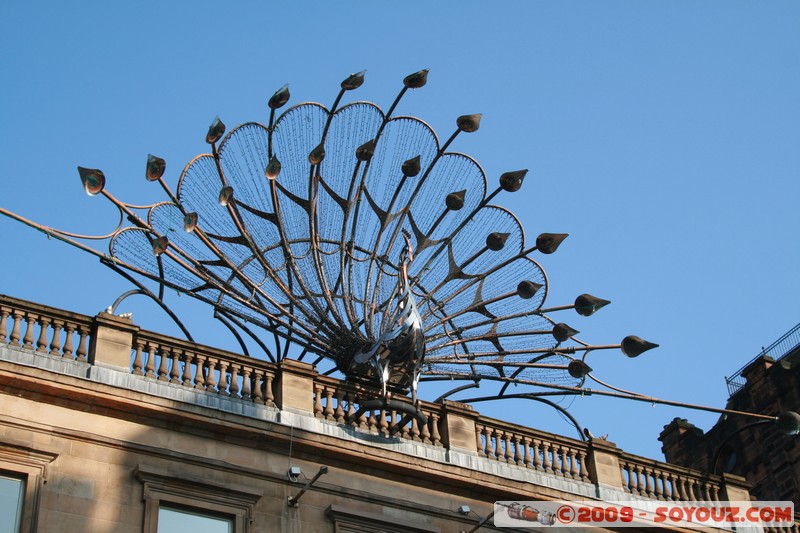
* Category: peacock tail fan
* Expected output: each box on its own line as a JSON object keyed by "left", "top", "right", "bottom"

{"left": 3, "top": 70, "right": 658, "bottom": 408}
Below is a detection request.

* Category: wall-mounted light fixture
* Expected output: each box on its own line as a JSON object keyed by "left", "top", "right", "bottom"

{"left": 458, "top": 504, "right": 495, "bottom": 533}
{"left": 287, "top": 465, "right": 329, "bottom": 507}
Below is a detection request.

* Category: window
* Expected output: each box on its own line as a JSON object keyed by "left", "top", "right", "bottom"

{"left": 136, "top": 465, "right": 261, "bottom": 533}
{"left": 0, "top": 475, "right": 25, "bottom": 533}
{"left": 327, "top": 505, "right": 441, "bottom": 533}
{"left": 158, "top": 504, "right": 233, "bottom": 533}
{"left": 0, "top": 443, "right": 58, "bottom": 532}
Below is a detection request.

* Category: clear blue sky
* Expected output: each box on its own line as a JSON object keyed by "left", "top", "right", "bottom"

{"left": 1, "top": 1, "right": 798, "bottom": 462}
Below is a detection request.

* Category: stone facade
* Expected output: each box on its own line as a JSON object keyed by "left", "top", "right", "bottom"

{"left": 0, "top": 295, "right": 747, "bottom": 531}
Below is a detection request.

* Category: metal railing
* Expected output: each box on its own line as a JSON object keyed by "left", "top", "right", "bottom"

{"left": 726, "top": 322, "right": 800, "bottom": 396}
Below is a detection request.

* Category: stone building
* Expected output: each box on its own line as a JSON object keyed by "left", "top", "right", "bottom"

{"left": 660, "top": 323, "right": 800, "bottom": 505}
{"left": 0, "top": 295, "right": 764, "bottom": 532}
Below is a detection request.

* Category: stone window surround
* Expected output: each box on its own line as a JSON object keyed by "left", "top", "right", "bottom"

{"left": 135, "top": 464, "right": 262, "bottom": 533}
{"left": 0, "top": 442, "right": 58, "bottom": 532}
{"left": 326, "top": 504, "right": 441, "bottom": 533}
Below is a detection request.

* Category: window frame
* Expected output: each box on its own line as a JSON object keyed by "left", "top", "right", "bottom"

{"left": 157, "top": 502, "right": 235, "bottom": 533}
{"left": 326, "top": 504, "right": 441, "bottom": 533}
{"left": 0, "top": 442, "right": 58, "bottom": 533}
{"left": 135, "top": 465, "right": 262, "bottom": 533}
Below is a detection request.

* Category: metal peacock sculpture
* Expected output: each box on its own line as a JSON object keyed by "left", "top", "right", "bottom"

{"left": 1, "top": 70, "right": 663, "bottom": 430}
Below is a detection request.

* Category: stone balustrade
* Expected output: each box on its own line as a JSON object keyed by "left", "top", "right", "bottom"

{"left": 312, "top": 375, "right": 444, "bottom": 446}
{"left": 0, "top": 295, "right": 93, "bottom": 362}
{"left": 619, "top": 453, "right": 721, "bottom": 502}
{"left": 475, "top": 416, "right": 591, "bottom": 482}
{"left": 0, "top": 294, "right": 753, "bottom": 505}
{"left": 133, "top": 329, "right": 278, "bottom": 406}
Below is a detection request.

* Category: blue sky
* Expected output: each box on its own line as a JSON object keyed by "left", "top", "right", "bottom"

{"left": 1, "top": 1, "right": 798, "bottom": 462}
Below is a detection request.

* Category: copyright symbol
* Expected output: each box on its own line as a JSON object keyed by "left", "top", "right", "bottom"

{"left": 557, "top": 505, "right": 575, "bottom": 524}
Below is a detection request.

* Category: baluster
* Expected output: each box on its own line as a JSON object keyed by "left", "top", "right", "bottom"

{"left": 635, "top": 465, "right": 647, "bottom": 495}
{"left": 347, "top": 392, "right": 363, "bottom": 428}
{"left": 513, "top": 436, "right": 524, "bottom": 466}
{"left": 700, "top": 481, "right": 711, "bottom": 502}
{"left": 62, "top": 323, "right": 75, "bottom": 359}
{"left": 644, "top": 467, "right": 655, "bottom": 498}
{"left": 169, "top": 349, "right": 181, "bottom": 384}
{"left": 132, "top": 339, "right": 144, "bottom": 376}
{"left": 709, "top": 483, "right": 719, "bottom": 502}
{"left": 577, "top": 449, "right": 589, "bottom": 481}
{"left": 346, "top": 393, "right": 359, "bottom": 428}
{"left": 194, "top": 354, "right": 207, "bottom": 390}
{"left": 493, "top": 430, "right": 504, "bottom": 461}
{"left": 324, "top": 387, "right": 335, "bottom": 420}
{"left": 568, "top": 448, "right": 579, "bottom": 479}
{"left": 420, "top": 414, "right": 431, "bottom": 443}
{"left": 378, "top": 409, "right": 389, "bottom": 436}
{"left": 251, "top": 370, "right": 263, "bottom": 402}
{"left": 542, "top": 442, "right": 553, "bottom": 472}
{"left": 688, "top": 479, "right": 699, "bottom": 500}
{"left": 663, "top": 472, "right": 675, "bottom": 500}
{"left": 532, "top": 439, "right": 543, "bottom": 470}
{"left": 228, "top": 364, "right": 240, "bottom": 398}
{"left": 484, "top": 427, "right": 495, "bottom": 459}
{"left": 36, "top": 316, "right": 51, "bottom": 353}
{"left": 551, "top": 445, "right": 561, "bottom": 476}
{"left": 313, "top": 383, "right": 324, "bottom": 418}
{"left": 75, "top": 325, "right": 89, "bottom": 363}
{"left": 673, "top": 474, "right": 689, "bottom": 501}
{"left": 680, "top": 476, "right": 692, "bottom": 501}
{"left": 410, "top": 414, "right": 421, "bottom": 441}
{"left": 624, "top": 463, "right": 636, "bottom": 494}
{"left": 157, "top": 346, "right": 170, "bottom": 381}
{"left": 49, "top": 320, "right": 63, "bottom": 356}
{"left": 181, "top": 352, "right": 194, "bottom": 387}
{"left": 9, "top": 311, "right": 23, "bottom": 347}
{"left": 357, "top": 399, "right": 369, "bottom": 430}
{"left": 475, "top": 424, "right": 486, "bottom": 456}
{"left": 240, "top": 366, "right": 252, "bottom": 400}
{"left": 501, "top": 431, "right": 512, "bottom": 462}
{"left": 334, "top": 390, "right": 345, "bottom": 423}
{"left": 626, "top": 464, "right": 638, "bottom": 494}
{"left": 522, "top": 437, "right": 533, "bottom": 468}
{"left": 264, "top": 371, "right": 275, "bottom": 406}
{"left": 654, "top": 471, "right": 665, "bottom": 500}
{"left": 559, "top": 446, "right": 569, "bottom": 476}
{"left": 22, "top": 313, "right": 36, "bottom": 349}
{"left": 429, "top": 411, "right": 442, "bottom": 447}
{"left": 205, "top": 358, "right": 218, "bottom": 392}
{"left": 0, "top": 308, "right": 9, "bottom": 343}
{"left": 554, "top": 445, "right": 564, "bottom": 476}
{"left": 368, "top": 410, "right": 379, "bottom": 434}
{"left": 682, "top": 478, "right": 693, "bottom": 500}
{"left": 144, "top": 341, "right": 156, "bottom": 378}
{"left": 400, "top": 413, "right": 411, "bottom": 440}
{"left": 217, "top": 361, "right": 229, "bottom": 394}
{"left": 673, "top": 473, "right": 685, "bottom": 501}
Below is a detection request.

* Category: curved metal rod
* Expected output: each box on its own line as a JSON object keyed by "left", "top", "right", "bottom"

{"left": 214, "top": 309, "right": 277, "bottom": 363}
{"left": 434, "top": 379, "right": 481, "bottom": 403}
{"left": 110, "top": 289, "right": 144, "bottom": 314}
{"left": 585, "top": 372, "right": 649, "bottom": 398}
{"left": 448, "top": 374, "right": 780, "bottom": 422}
{"left": 459, "top": 393, "right": 585, "bottom": 441}
{"left": 213, "top": 310, "right": 250, "bottom": 357}
{"left": 102, "top": 261, "right": 195, "bottom": 342}
{"left": 0, "top": 206, "right": 125, "bottom": 240}
{"left": 711, "top": 420, "right": 772, "bottom": 474}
